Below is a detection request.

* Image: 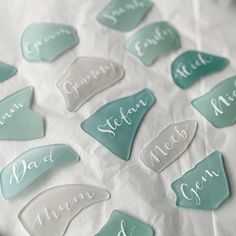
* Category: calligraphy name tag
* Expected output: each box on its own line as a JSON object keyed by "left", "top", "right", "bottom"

{"left": 21, "top": 23, "right": 79, "bottom": 62}
{"left": 171, "top": 50, "right": 229, "bottom": 89}
{"left": 141, "top": 120, "right": 197, "bottom": 173}
{"left": 192, "top": 75, "right": 236, "bottom": 128}
{"left": 57, "top": 57, "right": 125, "bottom": 112}
{"left": 171, "top": 151, "right": 230, "bottom": 210}
{"left": 0, "top": 61, "right": 17, "bottom": 82}
{"left": 0, "top": 87, "right": 44, "bottom": 140}
{"left": 19, "top": 185, "right": 110, "bottom": 236}
{"left": 124, "top": 21, "right": 181, "bottom": 66}
{"left": 81, "top": 89, "right": 156, "bottom": 160}
{"left": 97, "top": 0, "right": 153, "bottom": 32}
{"left": 95, "top": 210, "right": 154, "bottom": 236}
{"left": 0, "top": 144, "right": 80, "bottom": 199}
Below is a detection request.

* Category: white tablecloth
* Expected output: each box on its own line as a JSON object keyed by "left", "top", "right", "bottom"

{"left": 0, "top": 0, "right": 235, "bottom": 235}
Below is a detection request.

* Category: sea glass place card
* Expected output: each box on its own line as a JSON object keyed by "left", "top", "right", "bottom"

{"left": 124, "top": 21, "right": 181, "bottom": 66}
{"left": 81, "top": 89, "right": 156, "bottom": 160}
{"left": 95, "top": 210, "right": 154, "bottom": 236}
{"left": 141, "top": 120, "right": 197, "bottom": 173}
{"left": 171, "top": 50, "right": 229, "bottom": 89}
{"left": 0, "top": 61, "right": 17, "bottom": 82}
{"left": 19, "top": 185, "right": 110, "bottom": 236}
{"left": 192, "top": 75, "right": 236, "bottom": 128}
{"left": 0, "top": 87, "right": 44, "bottom": 140}
{"left": 21, "top": 23, "right": 79, "bottom": 62}
{"left": 57, "top": 57, "right": 125, "bottom": 112}
{"left": 0, "top": 144, "right": 80, "bottom": 199}
{"left": 171, "top": 151, "right": 230, "bottom": 210}
{"left": 97, "top": 0, "right": 153, "bottom": 32}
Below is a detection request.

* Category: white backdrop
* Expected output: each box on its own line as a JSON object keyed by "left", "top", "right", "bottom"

{"left": 0, "top": 0, "right": 235, "bottom": 235}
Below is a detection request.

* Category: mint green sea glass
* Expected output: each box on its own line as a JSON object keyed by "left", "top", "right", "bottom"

{"left": 124, "top": 21, "right": 181, "bottom": 66}
{"left": 95, "top": 210, "right": 154, "bottom": 236}
{"left": 0, "top": 87, "right": 44, "bottom": 140}
{"left": 0, "top": 144, "right": 80, "bottom": 199}
{"left": 0, "top": 61, "right": 17, "bottom": 82}
{"left": 171, "top": 151, "right": 230, "bottom": 210}
{"left": 81, "top": 89, "right": 156, "bottom": 160}
{"left": 171, "top": 50, "right": 229, "bottom": 89}
{"left": 192, "top": 75, "right": 236, "bottom": 128}
{"left": 21, "top": 23, "right": 79, "bottom": 62}
{"left": 96, "top": 0, "right": 153, "bottom": 32}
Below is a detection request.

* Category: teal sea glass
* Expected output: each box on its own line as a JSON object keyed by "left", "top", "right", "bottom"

{"left": 0, "top": 144, "right": 80, "bottom": 199}
{"left": 96, "top": 0, "right": 153, "bottom": 32}
{"left": 124, "top": 21, "right": 181, "bottom": 66}
{"left": 95, "top": 210, "right": 154, "bottom": 236}
{"left": 192, "top": 75, "right": 236, "bottom": 128}
{"left": 0, "top": 61, "right": 17, "bottom": 82}
{"left": 171, "top": 50, "right": 229, "bottom": 89}
{"left": 81, "top": 89, "right": 156, "bottom": 160}
{"left": 21, "top": 23, "right": 79, "bottom": 62}
{"left": 0, "top": 87, "right": 44, "bottom": 140}
{"left": 171, "top": 151, "right": 230, "bottom": 210}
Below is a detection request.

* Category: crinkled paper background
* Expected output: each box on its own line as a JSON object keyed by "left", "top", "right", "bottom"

{"left": 0, "top": 0, "right": 235, "bottom": 235}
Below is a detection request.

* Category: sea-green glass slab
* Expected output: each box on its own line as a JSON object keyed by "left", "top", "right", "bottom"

{"left": 21, "top": 23, "right": 79, "bottom": 62}
{"left": 95, "top": 210, "right": 154, "bottom": 236}
{"left": 192, "top": 75, "right": 236, "bottom": 128}
{"left": 19, "top": 185, "right": 110, "bottom": 236}
{"left": 124, "top": 21, "right": 181, "bottom": 66}
{"left": 140, "top": 120, "right": 197, "bottom": 173}
{"left": 171, "top": 151, "right": 230, "bottom": 210}
{"left": 0, "top": 87, "right": 44, "bottom": 140}
{"left": 0, "top": 61, "right": 17, "bottom": 82}
{"left": 81, "top": 89, "right": 156, "bottom": 160}
{"left": 0, "top": 144, "right": 80, "bottom": 199}
{"left": 96, "top": 0, "right": 153, "bottom": 32}
{"left": 57, "top": 57, "right": 125, "bottom": 112}
{"left": 171, "top": 50, "right": 229, "bottom": 89}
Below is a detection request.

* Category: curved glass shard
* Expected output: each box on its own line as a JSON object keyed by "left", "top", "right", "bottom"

{"left": 0, "top": 61, "right": 17, "bottom": 82}
{"left": 95, "top": 210, "right": 154, "bottom": 236}
{"left": 81, "top": 89, "right": 156, "bottom": 160}
{"left": 124, "top": 21, "right": 181, "bottom": 66}
{"left": 19, "top": 185, "right": 110, "bottom": 236}
{"left": 0, "top": 87, "right": 44, "bottom": 140}
{"left": 171, "top": 151, "right": 230, "bottom": 210}
{"left": 192, "top": 75, "right": 236, "bottom": 128}
{"left": 57, "top": 57, "right": 125, "bottom": 112}
{"left": 21, "top": 23, "right": 79, "bottom": 62}
{"left": 140, "top": 120, "right": 197, "bottom": 173}
{"left": 96, "top": 0, "right": 153, "bottom": 32}
{"left": 0, "top": 144, "right": 80, "bottom": 199}
{"left": 171, "top": 50, "right": 229, "bottom": 89}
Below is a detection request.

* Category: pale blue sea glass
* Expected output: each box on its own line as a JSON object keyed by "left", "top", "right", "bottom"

{"left": 81, "top": 89, "right": 156, "bottom": 160}
{"left": 0, "top": 61, "right": 17, "bottom": 82}
{"left": 171, "top": 151, "right": 230, "bottom": 210}
{"left": 21, "top": 23, "right": 79, "bottom": 62}
{"left": 97, "top": 0, "right": 153, "bottom": 32}
{"left": 0, "top": 87, "right": 44, "bottom": 140}
{"left": 124, "top": 21, "right": 181, "bottom": 66}
{"left": 0, "top": 144, "right": 80, "bottom": 199}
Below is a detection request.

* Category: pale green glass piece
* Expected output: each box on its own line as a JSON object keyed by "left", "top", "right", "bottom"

{"left": 96, "top": 0, "right": 153, "bottom": 32}
{"left": 192, "top": 75, "right": 236, "bottom": 128}
{"left": 19, "top": 185, "right": 110, "bottom": 236}
{"left": 124, "top": 21, "right": 181, "bottom": 66}
{"left": 21, "top": 23, "right": 79, "bottom": 62}
{"left": 171, "top": 50, "right": 229, "bottom": 89}
{"left": 0, "top": 87, "right": 44, "bottom": 140}
{"left": 0, "top": 61, "right": 17, "bottom": 82}
{"left": 95, "top": 210, "right": 154, "bottom": 236}
{"left": 0, "top": 144, "right": 80, "bottom": 199}
{"left": 171, "top": 151, "right": 230, "bottom": 210}
{"left": 81, "top": 89, "right": 156, "bottom": 160}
